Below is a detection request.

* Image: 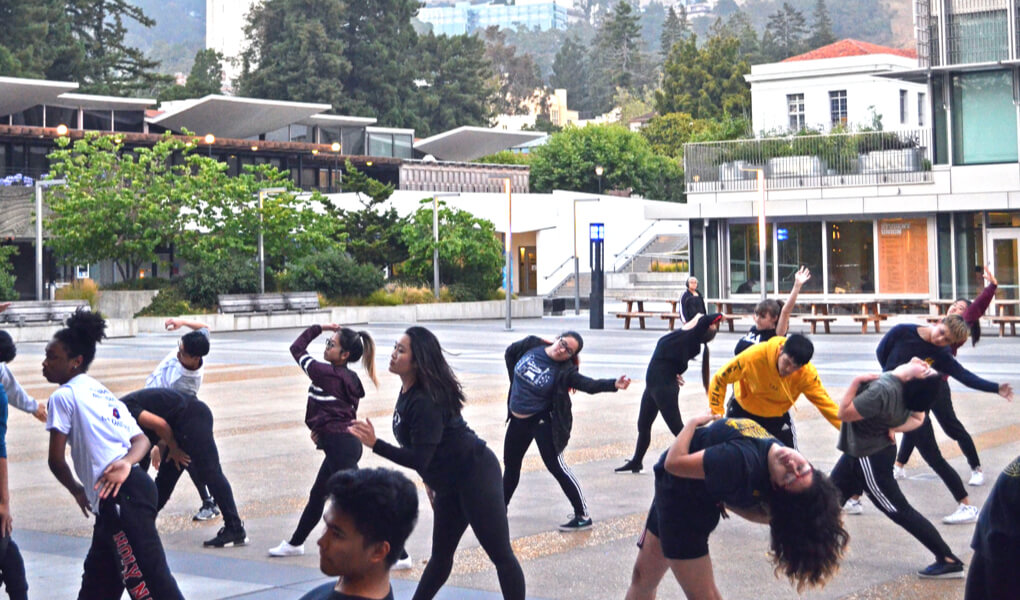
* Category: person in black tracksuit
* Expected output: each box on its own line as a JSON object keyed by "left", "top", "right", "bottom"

{"left": 503, "top": 332, "right": 630, "bottom": 530}
{"left": 615, "top": 314, "right": 723, "bottom": 474}
{"left": 119, "top": 387, "right": 247, "bottom": 548}
{"left": 678, "top": 277, "right": 706, "bottom": 324}
{"left": 351, "top": 326, "right": 525, "bottom": 600}
{"left": 269, "top": 324, "right": 377, "bottom": 558}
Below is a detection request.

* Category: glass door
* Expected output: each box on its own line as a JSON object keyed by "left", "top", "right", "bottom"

{"left": 988, "top": 230, "right": 1020, "bottom": 314}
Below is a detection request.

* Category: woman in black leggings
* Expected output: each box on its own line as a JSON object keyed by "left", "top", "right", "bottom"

{"left": 350, "top": 326, "right": 525, "bottom": 600}
{"left": 503, "top": 332, "right": 630, "bottom": 531}
{"left": 269, "top": 323, "right": 376, "bottom": 558}
{"left": 616, "top": 314, "right": 722, "bottom": 474}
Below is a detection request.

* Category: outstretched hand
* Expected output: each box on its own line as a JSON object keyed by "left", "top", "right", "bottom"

{"left": 349, "top": 419, "right": 377, "bottom": 448}
{"left": 615, "top": 375, "right": 631, "bottom": 390}
{"left": 999, "top": 383, "right": 1013, "bottom": 402}
{"left": 984, "top": 265, "right": 998, "bottom": 286}
{"left": 793, "top": 266, "right": 811, "bottom": 287}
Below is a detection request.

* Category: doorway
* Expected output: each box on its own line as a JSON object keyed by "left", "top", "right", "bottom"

{"left": 518, "top": 246, "right": 537, "bottom": 296}
{"left": 988, "top": 229, "right": 1020, "bottom": 308}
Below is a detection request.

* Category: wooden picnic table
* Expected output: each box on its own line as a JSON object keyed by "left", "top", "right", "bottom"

{"left": 615, "top": 297, "right": 679, "bottom": 330}
{"left": 927, "top": 299, "right": 957, "bottom": 315}
{"left": 991, "top": 299, "right": 1020, "bottom": 336}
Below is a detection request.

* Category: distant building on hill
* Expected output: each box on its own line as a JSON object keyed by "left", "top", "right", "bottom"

{"left": 418, "top": 0, "right": 570, "bottom": 35}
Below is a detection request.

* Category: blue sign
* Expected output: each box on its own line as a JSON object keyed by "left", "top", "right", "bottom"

{"left": 777, "top": 227, "right": 788, "bottom": 241}
{"left": 589, "top": 222, "right": 605, "bottom": 242}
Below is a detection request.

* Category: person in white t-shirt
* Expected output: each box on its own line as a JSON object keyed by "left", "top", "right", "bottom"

{"left": 45, "top": 309, "right": 183, "bottom": 599}
{"left": 0, "top": 303, "right": 48, "bottom": 424}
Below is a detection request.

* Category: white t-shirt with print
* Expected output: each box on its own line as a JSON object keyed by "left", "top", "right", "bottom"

{"left": 46, "top": 373, "right": 143, "bottom": 511}
{"left": 145, "top": 328, "right": 208, "bottom": 395}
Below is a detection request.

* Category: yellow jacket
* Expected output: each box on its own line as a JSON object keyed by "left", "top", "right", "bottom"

{"left": 707, "top": 336, "right": 841, "bottom": 430}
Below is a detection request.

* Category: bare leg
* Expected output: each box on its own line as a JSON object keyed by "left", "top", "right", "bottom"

{"left": 669, "top": 554, "right": 723, "bottom": 600}
{"left": 625, "top": 529, "right": 670, "bottom": 600}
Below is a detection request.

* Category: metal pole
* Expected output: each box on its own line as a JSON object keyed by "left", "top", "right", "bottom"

{"left": 433, "top": 195, "right": 440, "bottom": 299}
{"left": 258, "top": 190, "right": 265, "bottom": 294}
{"left": 35, "top": 184, "right": 43, "bottom": 300}
{"left": 757, "top": 169, "right": 767, "bottom": 301}
{"left": 573, "top": 199, "right": 580, "bottom": 315}
{"left": 504, "top": 178, "right": 512, "bottom": 330}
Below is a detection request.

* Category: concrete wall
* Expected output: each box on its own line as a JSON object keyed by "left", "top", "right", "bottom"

{"left": 97, "top": 290, "right": 159, "bottom": 319}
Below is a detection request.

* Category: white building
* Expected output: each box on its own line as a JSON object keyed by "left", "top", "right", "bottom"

{"left": 205, "top": 0, "right": 260, "bottom": 92}
{"left": 746, "top": 39, "right": 928, "bottom": 135}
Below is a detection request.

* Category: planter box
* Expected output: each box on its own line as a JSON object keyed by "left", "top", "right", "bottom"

{"left": 859, "top": 148, "right": 922, "bottom": 174}
{"left": 767, "top": 156, "right": 826, "bottom": 178}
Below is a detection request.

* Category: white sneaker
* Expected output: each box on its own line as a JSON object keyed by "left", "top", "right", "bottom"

{"left": 393, "top": 554, "right": 413, "bottom": 570}
{"left": 968, "top": 470, "right": 984, "bottom": 486}
{"left": 268, "top": 540, "right": 304, "bottom": 557}
{"left": 843, "top": 498, "right": 863, "bottom": 515}
{"left": 942, "top": 503, "right": 979, "bottom": 525}
{"left": 893, "top": 465, "right": 906, "bottom": 480}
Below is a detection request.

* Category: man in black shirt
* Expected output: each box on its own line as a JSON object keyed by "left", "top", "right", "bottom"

{"left": 299, "top": 468, "right": 418, "bottom": 600}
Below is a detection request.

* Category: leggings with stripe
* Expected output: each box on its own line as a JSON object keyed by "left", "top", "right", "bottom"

{"left": 502, "top": 411, "right": 588, "bottom": 518}
{"left": 830, "top": 445, "right": 958, "bottom": 563}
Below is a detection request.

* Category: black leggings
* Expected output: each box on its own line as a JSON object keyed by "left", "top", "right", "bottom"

{"left": 830, "top": 446, "right": 958, "bottom": 563}
{"left": 630, "top": 383, "right": 683, "bottom": 465}
{"left": 898, "top": 410, "right": 969, "bottom": 502}
{"left": 0, "top": 536, "right": 26, "bottom": 600}
{"left": 289, "top": 431, "right": 362, "bottom": 546}
{"left": 415, "top": 448, "right": 524, "bottom": 600}
{"left": 897, "top": 378, "right": 980, "bottom": 470}
{"left": 503, "top": 412, "right": 587, "bottom": 517}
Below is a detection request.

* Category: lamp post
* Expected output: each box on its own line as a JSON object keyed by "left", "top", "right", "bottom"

{"left": 257, "top": 187, "right": 287, "bottom": 294}
{"left": 34, "top": 179, "right": 66, "bottom": 300}
{"left": 740, "top": 167, "right": 768, "bottom": 300}
{"left": 573, "top": 197, "right": 600, "bottom": 314}
{"left": 595, "top": 165, "right": 604, "bottom": 194}
{"left": 204, "top": 133, "right": 215, "bottom": 157}
{"left": 430, "top": 192, "right": 460, "bottom": 299}
{"left": 489, "top": 176, "right": 513, "bottom": 330}
{"left": 330, "top": 141, "right": 341, "bottom": 192}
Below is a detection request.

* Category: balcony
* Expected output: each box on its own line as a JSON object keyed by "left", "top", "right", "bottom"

{"left": 684, "top": 129, "right": 933, "bottom": 193}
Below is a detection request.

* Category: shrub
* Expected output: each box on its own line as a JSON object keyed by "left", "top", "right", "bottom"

{"left": 102, "top": 277, "right": 170, "bottom": 291}
{"left": 651, "top": 260, "right": 689, "bottom": 273}
{"left": 135, "top": 287, "right": 196, "bottom": 317}
{"left": 281, "top": 248, "right": 383, "bottom": 300}
{"left": 176, "top": 257, "right": 259, "bottom": 309}
{"left": 0, "top": 246, "right": 18, "bottom": 301}
{"left": 56, "top": 278, "right": 100, "bottom": 310}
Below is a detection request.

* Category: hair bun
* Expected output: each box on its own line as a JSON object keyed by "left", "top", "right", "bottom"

{"left": 65, "top": 308, "right": 107, "bottom": 344}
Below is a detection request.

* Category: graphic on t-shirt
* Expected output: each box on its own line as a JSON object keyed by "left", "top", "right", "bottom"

{"left": 392, "top": 411, "right": 402, "bottom": 429}
{"left": 1006, "top": 456, "right": 1020, "bottom": 478}
{"left": 515, "top": 354, "right": 553, "bottom": 389}
{"left": 112, "top": 407, "right": 120, "bottom": 419}
{"left": 723, "top": 418, "right": 773, "bottom": 440}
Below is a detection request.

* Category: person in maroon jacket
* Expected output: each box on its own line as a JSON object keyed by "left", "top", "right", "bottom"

{"left": 269, "top": 324, "right": 377, "bottom": 558}
{"left": 895, "top": 266, "right": 998, "bottom": 488}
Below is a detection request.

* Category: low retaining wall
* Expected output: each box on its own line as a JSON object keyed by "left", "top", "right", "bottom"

{"left": 98, "top": 290, "right": 160, "bottom": 319}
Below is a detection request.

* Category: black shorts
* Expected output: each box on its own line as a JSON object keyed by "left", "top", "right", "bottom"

{"left": 639, "top": 469, "right": 721, "bottom": 560}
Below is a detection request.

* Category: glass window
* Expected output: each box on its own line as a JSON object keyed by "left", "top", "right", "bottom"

{"left": 27, "top": 144, "right": 48, "bottom": 175}
{"left": 932, "top": 76, "right": 948, "bottom": 164}
{"left": 9, "top": 144, "right": 25, "bottom": 171}
{"left": 113, "top": 110, "right": 144, "bottom": 132}
{"left": 83, "top": 109, "right": 112, "bottom": 130}
{"left": 988, "top": 211, "right": 1020, "bottom": 227}
{"left": 46, "top": 106, "right": 77, "bottom": 129}
{"left": 319, "top": 126, "right": 340, "bottom": 145}
{"left": 787, "top": 93, "right": 805, "bottom": 131}
{"left": 899, "top": 90, "right": 908, "bottom": 124}
{"left": 368, "top": 133, "right": 393, "bottom": 157}
{"left": 342, "top": 127, "right": 365, "bottom": 155}
{"left": 917, "top": 92, "right": 926, "bottom": 127}
{"left": 393, "top": 134, "right": 412, "bottom": 158}
{"left": 289, "top": 125, "right": 310, "bottom": 143}
{"left": 264, "top": 126, "right": 289, "bottom": 142}
{"left": 953, "top": 213, "right": 984, "bottom": 299}
{"left": 948, "top": 9, "right": 1009, "bottom": 64}
{"left": 827, "top": 221, "right": 874, "bottom": 294}
{"left": 729, "top": 223, "right": 774, "bottom": 295}
{"left": 877, "top": 218, "right": 928, "bottom": 293}
{"left": 829, "top": 90, "right": 847, "bottom": 128}
{"left": 0, "top": 144, "right": 6, "bottom": 172}
{"left": 952, "top": 70, "right": 1017, "bottom": 164}
{"left": 937, "top": 213, "right": 952, "bottom": 298}
{"left": 775, "top": 222, "right": 823, "bottom": 293}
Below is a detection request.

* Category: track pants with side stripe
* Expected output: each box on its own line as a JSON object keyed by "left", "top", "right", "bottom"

{"left": 830, "top": 446, "right": 958, "bottom": 563}
{"left": 503, "top": 411, "right": 588, "bottom": 518}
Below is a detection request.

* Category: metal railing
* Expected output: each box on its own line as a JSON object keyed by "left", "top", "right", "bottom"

{"left": 684, "top": 128, "right": 933, "bottom": 193}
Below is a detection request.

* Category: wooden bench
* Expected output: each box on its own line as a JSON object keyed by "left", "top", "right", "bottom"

{"left": 0, "top": 300, "right": 89, "bottom": 326}
{"left": 801, "top": 315, "right": 837, "bottom": 334}
{"left": 660, "top": 313, "right": 738, "bottom": 331}
{"left": 285, "top": 291, "right": 320, "bottom": 312}
{"left": 217, "top": 294, "right": 256, "bottom": 314}
{"left": 218, "top": 292, "right": 321, "bottom": 315}
{"left": 923, "top": 316, "right": 943, "bottom": 324}
{"left": 851, "top": 314, "right": 889, "bottom": 334}
{"left": 614, "top": 311, "right": 661, "bottom": 330}
{"left": 990, "top": 315, "right": 1020, "bottom": 337}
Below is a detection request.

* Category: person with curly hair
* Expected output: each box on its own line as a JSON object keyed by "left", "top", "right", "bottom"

{"left": 831, "top": 358, "right": 966, "bottom": 579}
{"left": 625, "top": 415, "right": 848, "bottom": 599}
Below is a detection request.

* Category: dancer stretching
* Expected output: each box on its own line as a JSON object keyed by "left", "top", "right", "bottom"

{"left": 733, "top": 266, "right": 808, "bottom": 355}
{"left": 625, "top": 416, "right": 847, "bottom": 599}
{"left": 503, "top": 332, "right": 630, "bottom": 530}
{"left": 0, "top": 332, "right": 27, "bottom": 600}
{"left": 269, "top": 324, "right": 378, "bottom": 559}
{"left": 351, "top": 327, "right": 526, "bottom": 600}
{"left": 616, "top": 314, "right": 723, "bottom": 474}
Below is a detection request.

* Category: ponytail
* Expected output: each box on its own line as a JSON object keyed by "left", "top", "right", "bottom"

{"left": 358, "top": 330, "right": 378, "bottom": 387}
{"left": 338, "top": 327, "right": 378, "bottom": 387}
{"left": 701, "top": 344, "right": 711, "bottom": 390}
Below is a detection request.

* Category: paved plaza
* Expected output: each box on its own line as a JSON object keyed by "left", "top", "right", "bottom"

{"left": 4, "top": 309, "right": 1018, "bottom": 599}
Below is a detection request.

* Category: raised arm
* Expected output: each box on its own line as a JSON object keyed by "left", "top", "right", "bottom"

{"left": 0, "top": 365, "right": 42, "bottom": 420}
{"left": 962, "top": 267, "right": 998, "bottom": 325}
{"left": 164, "top": 318, "right": 210, "bottom": 332}
{"left": 776, "top": 267, "right": 810, "bottom": 336}
{"left": 564, "top": 369, "right": 630, "bottom": 394}
{"left": 663, "top": 414, "right": 719, "bottom": 478}
{"left": 935, "top": 354, "right": 1003, "bottom": 395}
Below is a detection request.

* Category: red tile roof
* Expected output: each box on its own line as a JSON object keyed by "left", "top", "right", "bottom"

{"left": 782, "top": 39, "right": 917, "bottom": 62}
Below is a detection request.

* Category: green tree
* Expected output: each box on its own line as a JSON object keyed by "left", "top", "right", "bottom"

{"left": 325, "top": 161, "right": 408, "bottom": 272}
{"left": 640, "top": 112, "right": 750, "bottom": 158}
{"left": 0, "top": 246, "right": 18, "bottom": 301}
{"left": 809, "top": 0, "right": 836, "bottom": 48}
{"left": 590, "top": 0, "right": 651, "bottom": 109}
{"left": 660, "top": 6, "right": 689, "bottom": 59}
{"left": 763, "top": 2, "right": 809, "bottom": 60}
{"left": 158, "top": 48, "right": 224, "bottom": 102}
{"left": 0, "top": 0, "right": 73, "bottom": 78}
{"left": 482, "top": 27, "right": 546, "bottom": 116}
{"left": 413, "top": 32, "right": 493, "bottom": 136}
{"left": 528, "top": 124, "right": 683, "bottom": 202}
{"left": 550, "top": 34, "right": 590, "bottom": 111}
{"left": 713, "top": 11, "right": 763, "bottom": 64}
{"left": 655, "top": 33, "right": 750, "bottom": 120}
{"left": 400, "top": 202, "right": 503, "bottom": 301}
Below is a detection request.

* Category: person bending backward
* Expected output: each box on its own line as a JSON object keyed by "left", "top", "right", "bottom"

{"left": 896, "top": 266, "right": 999, "bottom": 486}
{"left": 44, "top": 309, "right": 182, "bottom": 599}
{"left": 270, "top": 324, "right": 377, "bottom": 558}
{"left": 503, "top": 332, "right": 631, "bottom": 530}
{"left": 965, "top": 454, "right": 1020, "bottom": 599}
{"left": 831, "top": 358, "right": 968, "bottom": 579}
{"left": 0, "top": 332, "right": 27, "bottom": 600}
{"left": 145, "top": 318, "right": 217, "bottom": 522}
{"left": 119, "top": 387, "right": 248, "bottom": 549}
{"left": 625, "top": 416, "right": 848, "bottom": 600}
{"left": 350, "top": 326, "right": 525, "bottom": 600}
{"left": 299, "top": 468, "right": 419, "bottom": 600}
{"left": 875, "top": 316, "right": 1013, "bottom": 525}
{"left": 679, "top": 277, "right": 706, "bottom": 324}
{"left": 708, "top": 334, "right": 841, "bottom": 449}
{"left": 616, "top": 314, "right": 723, "bottom": 474}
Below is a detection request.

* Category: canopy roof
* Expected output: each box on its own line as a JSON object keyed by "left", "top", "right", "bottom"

{"left": 414, "top": 126, "right": 546, "bottom": 161}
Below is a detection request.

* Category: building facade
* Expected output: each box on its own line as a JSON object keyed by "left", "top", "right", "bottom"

{"left": 418, "top": 0, "right": 570, "bottom": 35}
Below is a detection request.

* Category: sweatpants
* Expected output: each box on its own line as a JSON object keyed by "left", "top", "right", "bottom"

{"left": 145, "top": 401, "right": 245, "bottom": 530}
{"left": 290, "top": 431, "right": 363, "bottom": 546}
{"left": 725, "top": 397, "right": 797, "bottom": 449}
{"left": 630, "top": 383, "right": 683, "bottom": 466}
{"left": 416, "top": 447, "right": 524, "bottom": 600}
{"left": 898, "top": 411, "right": 969, "bottom": 502}
{"left": 897, "top": 378, "right": 981, "bottom": 470}
{"left": 830, "top": 446, "right": 958, "bottom": 563}
{"left": 502, "top": 411, "right": 587, "bottom": 518}
{"left": 0, "top": 536, "right": 27, "bottom": 600}
{"left": 79, "top": 466, "right": 183, "bottom": 600}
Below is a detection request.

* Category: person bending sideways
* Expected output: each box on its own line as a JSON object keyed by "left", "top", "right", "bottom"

{"left": 625, "top": 416, "right": 847, "bottom": 600}
{"left": 830, "top": 358, "right": 965, "bottom": 579}
{"left": 299, "top": 468, "right": 419, "bottom": 600}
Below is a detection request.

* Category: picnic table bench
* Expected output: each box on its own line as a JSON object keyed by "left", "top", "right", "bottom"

{"left": 0, "top": 300, "right": 89, "bottom": 326}
{"left": 615, "top": 297, "right": 678, "bottom": 330}
{"left": 218, "top": 291, "right": 320, "bottom": 314}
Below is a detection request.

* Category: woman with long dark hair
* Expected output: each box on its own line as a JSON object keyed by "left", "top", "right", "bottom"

{"left": 625, "top": 415, "right": 848, "bottom": 599}
{"left": 615, "top": 314, "right": 723, "bottom": 474}
{"left": 350, "top": 326, "right": 525, "bottom": 600}
{"left": 44, "top": 309, "right": 182, "bottom": 599}
{"left": 269, "top": 324, "right": 378, "bottom": 558}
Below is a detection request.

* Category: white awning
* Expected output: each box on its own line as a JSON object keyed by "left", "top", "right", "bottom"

{"left": 414, "top": 126, "right": 546, "bottom": 161}
{"left": 0, "top": 76, "right": 78, "bottom": 117}
{"left": 53, "top": 93, "right": 154, "bottom": 110}
{"left": 149, "top": 95, "right": 333, "bottom": 139}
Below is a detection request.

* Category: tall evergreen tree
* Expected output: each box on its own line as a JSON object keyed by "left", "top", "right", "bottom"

{"left": 659, "top": 7, "right": 688, "bottom": 60}
{"left": 482, "top": 27, "right": 545, "bottom": 116}
{"left": 596, "top": 0, "right": 648, "bottom": 91}
{"left": 413, "top": 32, "right": 494, "bottom": 136}
{"left": 715, "top": 11, "right": 762, "bottom": 64}
{"left": 809, "top": 0, "right": 836, "bottom": 48}
{"left": 550, "top": 34, "right": 590, "bottom": 112}
{"left": 763, "top": 2, "right": 809, "bottom": 60}
{"left": 655, "top": 33, "right": 750, "bottom": 119}
{"left": 158, "top": 49, "right": 224, "bottom": 102}
{"left": 0, "top": 0, "right": 74, "bottom": 78}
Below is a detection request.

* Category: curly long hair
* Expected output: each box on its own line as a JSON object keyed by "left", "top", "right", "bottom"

{"left": 767, "top": 470, "right": 849, "bottom": 592}
{"left": 53, "top": 308, "right": 106, "bottom": 372}
{"left": 404, "top": 326, "right": 465, "bottom": 412}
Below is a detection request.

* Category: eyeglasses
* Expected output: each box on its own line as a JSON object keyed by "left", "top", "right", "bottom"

{"left": 556, "top": 338, "right": 576, "bottom": 357}
{"left": 325, "top": 338, "right": 336, "bottom": 349}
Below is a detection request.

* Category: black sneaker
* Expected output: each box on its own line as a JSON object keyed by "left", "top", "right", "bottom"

{"left": 203, "top": 524, "right": 249, "bottom": 548}
{"left": 559, "top": 515, "right": 593, "bottom": 531}
{"left": 614, "top": 460, "right": 644, "bottom": 474}
{"left": 193, "top": 501, "right": 221, "bottom": 522}
{"left": 917, "top": 560, "right": 964, "bottom": 579}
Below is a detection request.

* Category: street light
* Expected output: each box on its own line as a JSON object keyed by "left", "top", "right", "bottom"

{"left": 330, "top": 142, "right": 342, "bottom": 192}
{"left": 489, "top": 175, "right": 513, "bottom": 330}
{"left": 55, "top": 124, "right": 68, "bottom": 136}
{"left": 573, "top": 197, "right": 600, "bottom": 314}
{"left": 204, "top": 133, "right": 215, "bottom": 157}
{"left": 740, "top": 167, "right": 768, "bottom": 300}
{"left": 595, "top": 165, "right": 604, "bottom": 194}
{"left": 34, "top": 179, "right": 66, "bottom": 300}
{"left": 430, "top": 192, "right": 460, "bottom": 299}
{"left": 257, "top": 187, "right": 287, "bottom": 294}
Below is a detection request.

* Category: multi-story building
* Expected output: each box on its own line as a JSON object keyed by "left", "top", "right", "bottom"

{"left": 417, "top": 0, "right": 570, "bottom": 35}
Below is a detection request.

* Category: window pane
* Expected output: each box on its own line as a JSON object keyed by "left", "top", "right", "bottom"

{"left": 953, "top": 213, "right": 983, "bottom": 299}
{"left": 787, "top": 93, "right": 804, "bottom": 131}
{"left": 937, "top": 213, "right": 952, "bottom": 298}
{"left": 899, "top": 90, "right": 907, "bottom": 124}
{"left": 289, "top": 125, "right": 310, "bottom": 143}
{"left": 933, "top": 76, "right": 949, "bottom": 164}
{"left": 877, "top": 218, "right": 928, "bottom": 293}
{"left": 829, "top": 90, "right": 847, "bottom": 128}
{"left": 948, "top": 9, "right": 1009, "bottom": 64}
{"left": 83, "top": 109, "right": 111, "bottom": 131}
{"left": 729, "top": 223, "right": 774, "bottom": 295}
{"left": 368, "top": 133, "right": 392, "bottom": 156}
{"left": 394, "top": 134, "right": 412, "bottom": 158}
{"left": 775, "top": 222, "right": 823, "bottom": 293}
{"left": 918, "top": 92, "right": 926, "bottom": 127}
{"left": 827, "top": 221, "right": 874, "bottom": 294}
{"left": 46, "top": 106, "right": 77, "bottom": 129}
{"left": 264, "top": 126, "right": 288, "bottom": 142}
{"left": 113, "top": 110, "right": 144, "bottom": 132}
{"left": 341, "top": 127, "right": 365, "bottom": 155}
{"left": 952, "top": 70, "right": 1018, "bottom": 164}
